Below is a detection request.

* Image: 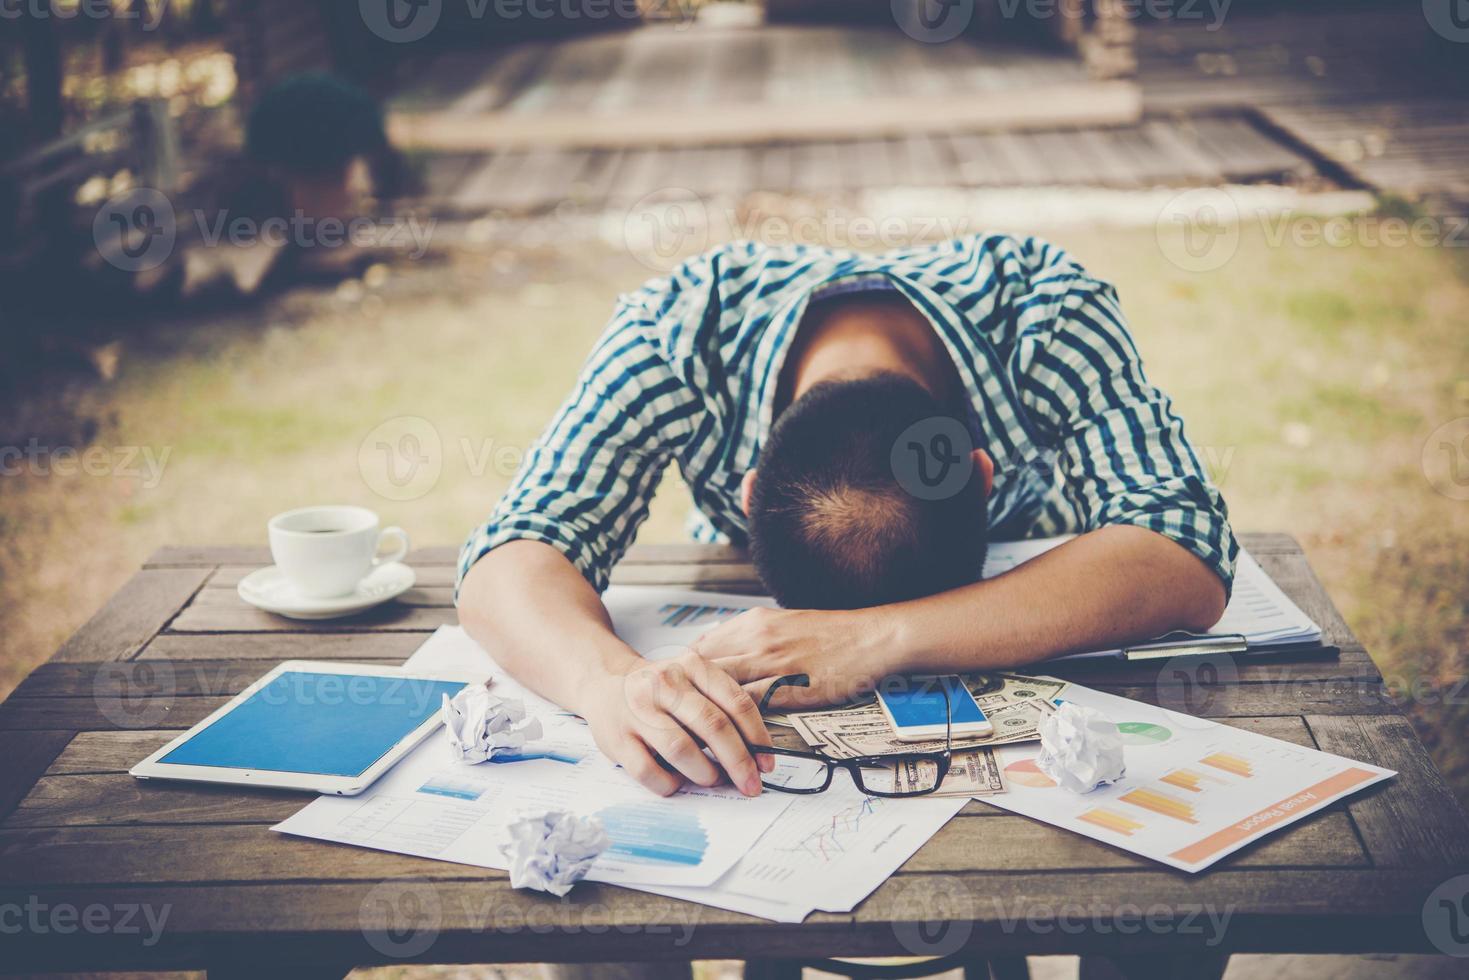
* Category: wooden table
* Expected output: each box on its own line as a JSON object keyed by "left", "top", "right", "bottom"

{"left": 4, "top": 535, "right": 1468, "bottom": 978}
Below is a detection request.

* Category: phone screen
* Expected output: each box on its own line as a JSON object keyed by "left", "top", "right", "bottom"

{"left": 880, "top": 675, "right": 986, "bottom": 729}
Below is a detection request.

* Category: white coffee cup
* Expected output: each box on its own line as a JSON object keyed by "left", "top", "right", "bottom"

{"left": 268, "top": 505, "right": 409, "bottom": 599}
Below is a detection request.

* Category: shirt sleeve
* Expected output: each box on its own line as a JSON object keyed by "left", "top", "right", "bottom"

{"left": 457, "top": 302, "right": 697, "bottom": 595}
{"left": 1018, "top": 277, "right": 1239, "bottom": 596}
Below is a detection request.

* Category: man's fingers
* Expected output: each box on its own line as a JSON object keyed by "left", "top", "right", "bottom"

{"left": 690, "top": 657, "right": 773, "bottom": 746}
{"left": 667, "top": 689, "right": 764, "bottom": 795}
{"left": 693, "top": 666, "right": 776, "bottom": 774}
{"left": 644, "top": 725, "right": 722, "bottom": 789}
{"left": 703, "top": 652, "right": 769, "bottom": 684}
{"left": 684, "top": 652, "right": 775, "bottom": 781}
{"left": 615, "top": 738, "right": 683, "bottom": 797}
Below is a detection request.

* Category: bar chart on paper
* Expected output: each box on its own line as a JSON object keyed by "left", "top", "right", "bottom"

{"left": 989, "top": 685, "right": 1394, "bottom": 872}
{"left": 601, "top": 587, "right": 779, "bottom": 658}
{"left": 658, "top": 603, "right": 744, "bottom": 628}
{"left": 598, "top": 803, "right": 710, "bottom": 867}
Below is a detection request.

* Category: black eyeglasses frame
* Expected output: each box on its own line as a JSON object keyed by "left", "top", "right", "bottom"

{"left": 752, "top": 673, "right": 954, "bottom": 798}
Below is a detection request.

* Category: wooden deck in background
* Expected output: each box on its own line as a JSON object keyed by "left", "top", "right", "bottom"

{"left": 390, "top": 24, "right": 1102, "bottom": 116}
{"left": 1137, "top": 9, "right": 1469, "bottom": 215}
{"left": 420, "top": 114, "right": 1316, "bottom": 213}
{"left": 388, "top": 9, "right": 1467, "bottom": 217}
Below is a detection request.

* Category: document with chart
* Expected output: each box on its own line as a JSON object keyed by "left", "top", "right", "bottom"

{"left": 273, "top": 629, "right": 792, "bottom": 888}
{"left": 601, "top": 586, "right": 776, "bottom": 656}
{"left": 604, "top": 543, "right": 1321, "bottom": 663}
{"left": 982, "top": 537, "right": 1322, "bottom": 658}
{"left": 986, "top": 685, "right": 1394, "bottom": 872}
{"left": 648, "top": 768, "right": 967, "bottom": 922}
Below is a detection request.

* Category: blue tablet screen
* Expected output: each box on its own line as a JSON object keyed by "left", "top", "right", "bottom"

{"left": 161, "top": 671, "right": 468, "bottom": 777}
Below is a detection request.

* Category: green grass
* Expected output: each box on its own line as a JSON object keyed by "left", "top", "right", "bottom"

{"left": 3, "top": 216, "right": 1468, "bottom": 802}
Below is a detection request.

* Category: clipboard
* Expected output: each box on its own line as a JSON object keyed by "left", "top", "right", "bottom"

{"left": 1121, "top": 632, "right": 1340, "bottom": 662}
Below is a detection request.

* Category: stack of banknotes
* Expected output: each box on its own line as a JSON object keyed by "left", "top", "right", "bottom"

{"left": 787, "top": 673, "right": 1069, "bottom": 797}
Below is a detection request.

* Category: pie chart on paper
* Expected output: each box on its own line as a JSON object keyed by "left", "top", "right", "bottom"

{"left": 1116, "top": 722, "right": 1172, "bottom": 746}
{"left": 1004, "top": 758, "right": 1057, "bottom": 789}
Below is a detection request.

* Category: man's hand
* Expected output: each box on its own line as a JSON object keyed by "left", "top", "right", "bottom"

{"left": 694, "top": 606, "right": 897, "bottom": 710}
{"left": 695, "top": 527, "right": 1228, "bottom": 693}
{"left": 576, "top": 651, "right": 775, "bottom": 798}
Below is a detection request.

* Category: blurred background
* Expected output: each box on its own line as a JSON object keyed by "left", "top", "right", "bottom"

{"left": 1, "top": 4, "right": 1467, "bottom": 972}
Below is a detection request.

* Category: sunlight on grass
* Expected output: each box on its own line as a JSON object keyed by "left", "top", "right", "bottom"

{"left": 3, "top": 218, "right": 1467, "bottom": 799}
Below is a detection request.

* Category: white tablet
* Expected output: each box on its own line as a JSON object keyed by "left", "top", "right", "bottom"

{"left": 130, "top": 660, "right": 480, "bottom": 796}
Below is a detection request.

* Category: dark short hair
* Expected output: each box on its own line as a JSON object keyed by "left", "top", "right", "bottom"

{"left": 748, "top": 374, "right": 988, "bottom": 609}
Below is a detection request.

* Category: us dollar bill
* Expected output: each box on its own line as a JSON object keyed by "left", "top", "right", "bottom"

{"left": 789, "top": 673, "right": 1065, "bottom": 760}
{"left": 861, "top": 747, "right": 1007, "bottom": 797}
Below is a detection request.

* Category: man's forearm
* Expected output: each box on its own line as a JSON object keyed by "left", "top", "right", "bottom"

{"left": 457, "top": 540, "right": 639, "bottom": 714}
{"left": 457, "top": 539, "right": 775, "bottom": 797}
{"left": 884, "top": 524, "right": 1229, "bottom": 672}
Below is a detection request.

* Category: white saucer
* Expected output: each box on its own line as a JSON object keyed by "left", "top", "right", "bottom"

{"left": 237, "top": 562, "right": 416, "bottom": 620}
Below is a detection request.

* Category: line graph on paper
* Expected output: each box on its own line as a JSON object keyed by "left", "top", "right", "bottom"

{"left": 786, "top": 797, "right": 878, "bottom": 861}
{"left": 733, "top": 794, "right": 885, "bottom": 883}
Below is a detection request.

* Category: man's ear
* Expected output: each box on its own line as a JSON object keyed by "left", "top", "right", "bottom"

{"left": 740, "top": 470, "right": 757, "bottom": 515}
{"left": 973, "top": 448, "right": 994, "bottom": 499}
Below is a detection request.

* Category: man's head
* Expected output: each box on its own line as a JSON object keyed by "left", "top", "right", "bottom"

{"left": 743, "top": 374, "right": 993, "bottom": 610}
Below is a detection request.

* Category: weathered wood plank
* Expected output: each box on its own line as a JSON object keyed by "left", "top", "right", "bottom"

{"left": 388, "top": 83, "right": 1143, "bottom": 152}
{"left": 0, "top": 696, "right": 223, "bottom": 732}
{"left": 149, "top": 545, "right": 463, "bottom": 568}
{"left": 138, "top": 632, "right": 428, "bottom": 663}
{"left": 1037, "top": 644, "right": 1380, "bottom": 689}
{"left": 46, "top": 731, "right": 175, "bottom": 775}
{"left": 14, "top": 660, "right": 403, "bottom": 699}
{"left": 1078, "top": 679, "right": 1392, "bottom": 718}
{"left": 145, "top": 545, "right": 273, "bottom": 567}
{"left": 4, "top": 773, "right": 307, "bottom": 828}
{"left": 0, "top": 731, "right": 74, "bottom": 823}
{"left": 851, "top": 868, "right": 1448, "bottom": 955}
{"left": 1234, "top": 532, "right": 1303, "bottom": 555}
{"left": 50, "top": 568, "right": 212, "bottom": 663}
{"left": 168, "top": 592, "right": 454, "bottom": 633}
{"left": 1251, "top": 550, "right": 1361, "bottom": 650}
{"left": 0, "top": 809, "right": 1366, "bottom": 889}
{"left": 209, "top": 564, "right": 459, "bottom": 589}
{"left": 1306, "top": 714, "right": 1469, "bottom": 868}
{"left": 0, "top": 868, "right": 1452, "bottom": 973}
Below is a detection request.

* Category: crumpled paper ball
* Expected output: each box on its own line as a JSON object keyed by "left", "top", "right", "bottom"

{"left": 502, "top": 810, "right": 610, "bottom": 897}
{"left": 1036, "top": 702, "right": 1126, "bottom": 794}
{"left": 441, "top": 685, "right": 543, "bottom": 765}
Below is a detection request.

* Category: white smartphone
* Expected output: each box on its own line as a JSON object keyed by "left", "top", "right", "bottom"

{"left": 876, "top": 674, "right": 993, "bottom": 742}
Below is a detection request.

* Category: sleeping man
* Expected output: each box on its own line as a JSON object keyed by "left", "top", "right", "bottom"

{"left": 456, "top": 235, "right": 1236, "bottom": 798}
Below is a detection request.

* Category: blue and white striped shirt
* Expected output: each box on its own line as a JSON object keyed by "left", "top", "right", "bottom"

{"left": 459, "top": 235, "right": 1237, "bottom": 598}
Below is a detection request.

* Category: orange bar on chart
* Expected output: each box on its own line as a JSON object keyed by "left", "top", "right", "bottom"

{"left": 1078, "top": 808, "right": 1145, "bottom": 836}
{"left": 1120, "top": 787, "right": 1200, "bottom": 823}
{"left": 1170, "top": 768, "right": 1381, "bottom": 865}
{"left": 1200, "top": 752, "right": 1254, "bottom": 778}
{"left": 1161, "top": 769, "right": 1204, "bottom": 792}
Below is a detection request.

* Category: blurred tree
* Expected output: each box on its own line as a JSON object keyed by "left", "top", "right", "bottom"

{"left": 20, "top": 11, "right": 62, "bottom": 140}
